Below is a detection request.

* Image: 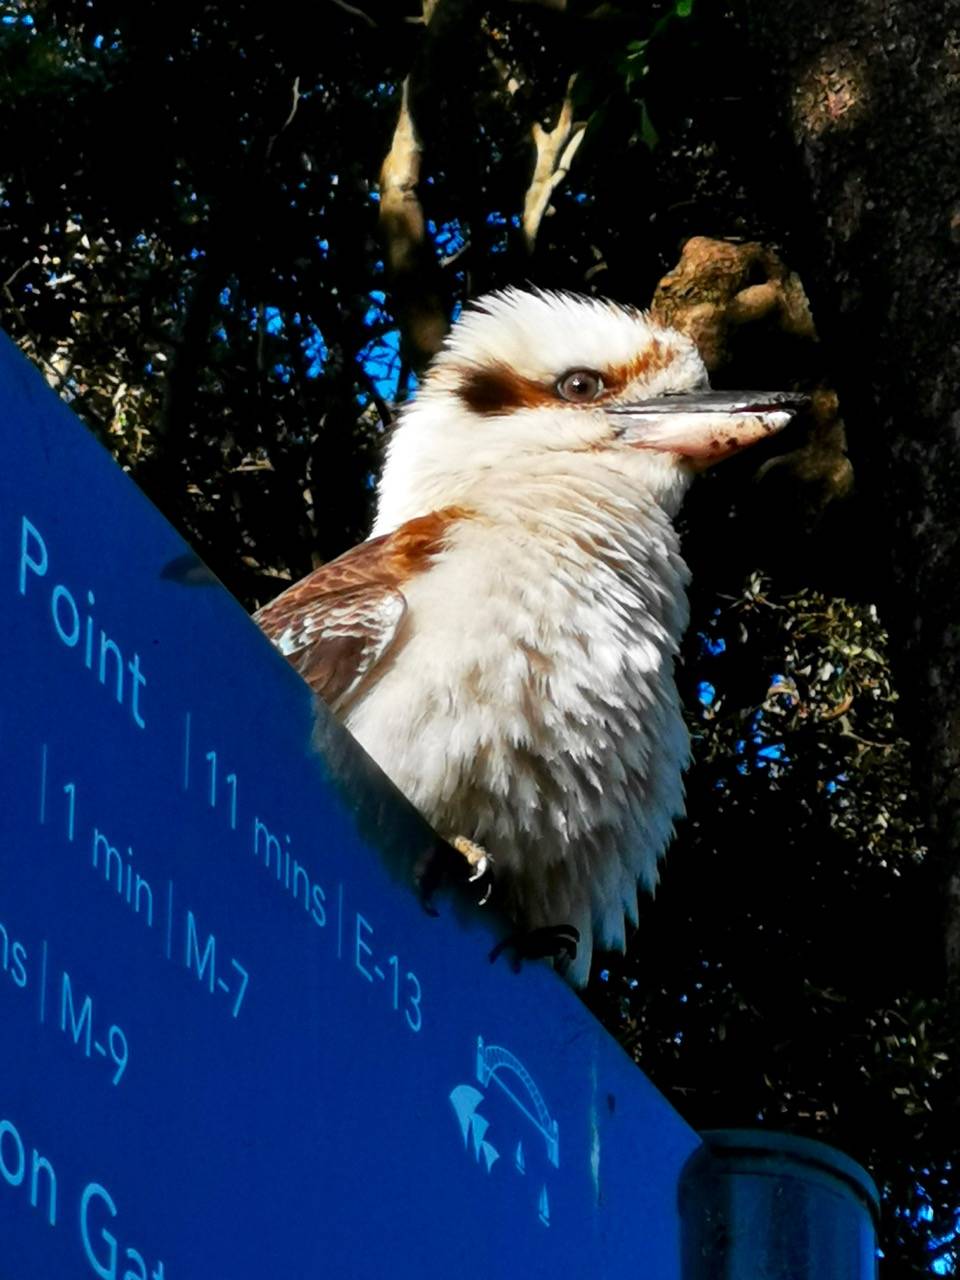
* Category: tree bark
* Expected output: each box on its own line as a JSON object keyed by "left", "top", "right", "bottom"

{"left": 379, "top": 76, "right": 447, "bottom": 372}
{"left": 746, "top": 0, "right": 960, "bottom": 983}
{"left": 378, "top": 0, "right": 481, "bottom": 373}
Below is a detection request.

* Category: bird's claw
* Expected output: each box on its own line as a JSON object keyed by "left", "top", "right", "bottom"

{"left": 468, "top": 856, "right": 489, "bottom": 883}
{"left": 416, "top": 835, "right": 495, "bottom": 914}
{"left": 451, "top": 836, "right": 492, "bottom": 879}
{"left": 489, "top": 924, "right": 580, "bottom": 974}
{"left": 451, "top": 836, "right": 494, "bottom": 904}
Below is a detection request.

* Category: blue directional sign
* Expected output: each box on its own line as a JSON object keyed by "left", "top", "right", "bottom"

{"left": 0, "top": 333, "right": 703, "bottom": 1279}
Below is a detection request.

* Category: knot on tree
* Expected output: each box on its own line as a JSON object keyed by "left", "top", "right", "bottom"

{"left": 652, "top": 236, "right": 853, "bottom": 554}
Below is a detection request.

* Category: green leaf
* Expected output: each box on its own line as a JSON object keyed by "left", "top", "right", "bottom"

{"left": 639, "top": 99, "right": 659, "bottom": 149}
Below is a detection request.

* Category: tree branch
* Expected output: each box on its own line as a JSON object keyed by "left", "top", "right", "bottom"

{"left": 522, "top": 76, "right": 586, "bottom": 253}
{"left": 378, "top": 78, "right": 446, "bottom": 370}
{"left": 377, "top": 0, "right": 475, "bottom": 371}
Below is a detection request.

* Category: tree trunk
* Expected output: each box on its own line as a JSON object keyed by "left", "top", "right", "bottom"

{"left": 747, "top": 0, "right": 960, "bottom": 985}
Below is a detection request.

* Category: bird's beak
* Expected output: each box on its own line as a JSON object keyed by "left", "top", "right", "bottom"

{"left": 607, "top": 390, "right": 807, "bottom": 467}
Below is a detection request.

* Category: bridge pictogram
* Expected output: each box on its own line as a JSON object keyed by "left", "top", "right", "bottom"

{"left": 476, "top": 1036, "right": 559, "bottom": 1168}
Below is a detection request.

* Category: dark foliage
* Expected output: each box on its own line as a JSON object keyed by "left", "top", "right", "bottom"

{"left": 1, "top": 2, "right": 955, "bottom": 1272}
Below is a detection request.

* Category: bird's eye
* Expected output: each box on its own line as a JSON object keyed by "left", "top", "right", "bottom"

{"left": 557, "top": 369, "right": 604, "bottom": 403}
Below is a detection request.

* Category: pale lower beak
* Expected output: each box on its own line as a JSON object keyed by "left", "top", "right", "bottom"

{"left": 608, "top": 390, "right": 807, "bottom": 465}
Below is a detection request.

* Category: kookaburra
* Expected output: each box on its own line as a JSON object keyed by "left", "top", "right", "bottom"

{"left": 255, "top": 289, "right": 802, "bottom": 985}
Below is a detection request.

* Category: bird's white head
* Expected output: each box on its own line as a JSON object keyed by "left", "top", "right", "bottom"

{"left": 373, "top": 288, "right": 802, "bottom": 534}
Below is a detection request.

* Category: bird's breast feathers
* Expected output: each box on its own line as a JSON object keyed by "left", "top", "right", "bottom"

{"left": 331, "top": 492, "right": 691, "bottom": 969}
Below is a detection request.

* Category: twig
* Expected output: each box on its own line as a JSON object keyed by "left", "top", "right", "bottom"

{"left": 266, "top": 76, "right": 301, "bottom": 160}
{"left": 358, "top": 366, "right": 396, "bottom": 430}
{"left": 2, "top": 260, "right": 30, "bottom": 298}
{"left": 818, "top": 692, "right": 854, "bottom": 721}
{"left": 328, "top": 0, "right": 377, "bottom": 27}
{"left": 439, "top": 238, "right": 471, "bottom": 269}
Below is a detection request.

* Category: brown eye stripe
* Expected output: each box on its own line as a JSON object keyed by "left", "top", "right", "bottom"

{"left": 455, "top": 364, "right": 555, "bottom": 415}
{"left": 452, "top": 338, "right": 674, "bottom": 416}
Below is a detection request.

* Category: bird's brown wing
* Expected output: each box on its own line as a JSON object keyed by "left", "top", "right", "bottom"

{"left": 254, "top": 509, "right": 467, "bottom": 710}
{"left": 254, "top": 534, "right": 407, "bottom": 711}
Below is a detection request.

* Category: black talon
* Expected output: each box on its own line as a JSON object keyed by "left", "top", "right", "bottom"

{"left": 489, "top": 924, "right": 580, "bottom": 973}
